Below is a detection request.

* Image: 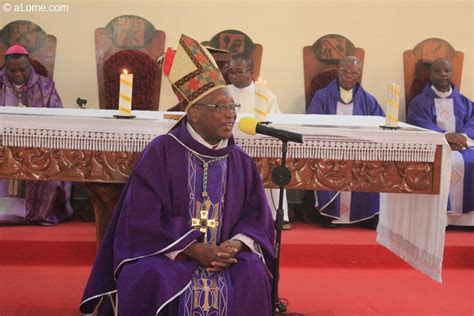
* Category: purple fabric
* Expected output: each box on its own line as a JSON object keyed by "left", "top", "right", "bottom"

{"left": 306, "top": 79, "right": 385, "bottom": 116}
{"left": 0, "top": 67, "right": 71, "bottom": 225}
{"left": 408, "top": 84, "right": 474, "bottom": 213}
{"left": 80, "top": 119, "right": 275, "bottom": 315}
{"left": 306, "top": 79, "right": 383, "bottom": 222}
{"left": 0, "top": 67, "right": 62, "bottom": 107}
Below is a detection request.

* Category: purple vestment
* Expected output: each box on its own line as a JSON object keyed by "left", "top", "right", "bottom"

{"left": 408, "top": 84, "right": 473, "bottom": 213}
{"left": 80, "top": 119, "right": 275, "bottom": 315}
{"left": 306, "top": 79, "right": 384, "bottom": 223}
{"left": 0, "top": 67, "right": 63, "bottom": 107}
{"left": 0, "top": 67, "right": 72, "bottom": 225}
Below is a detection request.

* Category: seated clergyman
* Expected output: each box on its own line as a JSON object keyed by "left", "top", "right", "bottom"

{"left": 306, "top": 56, "right": 385, "bottom": 228}
{"left": 408, "top": 58, "right": 474, "bottom": 226}
{"left": 0, "top": 44, "right": 72, "bottom": 225}
{"left": 80, "top": 34, "right": 275, "bottom": 316}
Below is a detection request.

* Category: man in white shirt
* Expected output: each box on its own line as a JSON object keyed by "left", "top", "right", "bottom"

{"left": 227, "top": 54, "right": 291, "bottom": 230}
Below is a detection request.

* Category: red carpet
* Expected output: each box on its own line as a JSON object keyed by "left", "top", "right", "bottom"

{"left": 0, "top": 221, "right": 473, "bottom": 315}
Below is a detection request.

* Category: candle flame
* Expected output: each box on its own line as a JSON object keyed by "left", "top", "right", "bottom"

{"left": 123, "top": 69, "right": 128, "bottom": 74}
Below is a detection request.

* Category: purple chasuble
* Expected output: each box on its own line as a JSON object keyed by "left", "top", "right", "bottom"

{"left": 0, "top": 67, "right": 63, "bottom": 107}
{"left": 0, "top": 67, "right": 71, "bottom": 225}
{"left": 306, "top": 79, "right": 384, "bottom": 223}
{"left": 80, "top": 119, "right": 275, "bottom": 316}
{"left": 408, "top": 84, "right": 474, "bottom": 213}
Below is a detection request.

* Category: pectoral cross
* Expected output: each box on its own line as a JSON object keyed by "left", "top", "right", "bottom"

{"left": 191, "top": 199, "right": 218, "bottom": 242}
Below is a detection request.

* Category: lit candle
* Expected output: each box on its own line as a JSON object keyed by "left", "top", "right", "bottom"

{"left": 118, "top": 69, "right": 133, "bottom": 116}
{"left": 385, "top": 83, "right": 400, "bottom": 128}
{"left": 254, "top": 77, "right": 268, "bottom": 122}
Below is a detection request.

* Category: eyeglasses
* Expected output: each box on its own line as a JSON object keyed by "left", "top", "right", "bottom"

{"left": 195, "top": 103, "right": 241, "bottom": 112}
{"left": 228, "top": 68, "right": 251, "bottom": 76}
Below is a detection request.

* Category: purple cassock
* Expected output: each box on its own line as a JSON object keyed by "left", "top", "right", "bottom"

{"left": 307, "top": 79, "right": 385, "bottom": 223}
{"left": 0, "top": 67, "right": 72, "bottom": 225}
{"left": 408, "top": 84, "right": 474, "bottom": 214}
{"left": 80, "top": 119, "right": 275, "bottom": 316}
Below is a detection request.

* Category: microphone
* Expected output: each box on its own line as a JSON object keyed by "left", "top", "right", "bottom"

{"left": 239, "top": 116, "right": 303, "bottom": 143}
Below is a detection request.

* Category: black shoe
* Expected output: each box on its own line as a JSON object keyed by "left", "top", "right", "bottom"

{"left": 321, "top": 216, "right": 339, "bottom": 228}
{"left": 361, "top": 215, "right": 379, "bottom": 230}
{"left": 323, "top": 221, "right": 339, "bottom": 228}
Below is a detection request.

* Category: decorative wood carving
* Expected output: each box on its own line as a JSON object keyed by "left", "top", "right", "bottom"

{"left": 202, "top": 29, "right": 263, "bottom": 83}
{"left": 0, "top": 146, "right": 441, "bottom": 194}
{"left": 303, "top": 34, "right": 365, "bottom": 108}
{"left": 403, "top": 38, "right": 464, "bottom": 108}
{"left": 0, "top": 145, "right": 442, "bottom": 242}
{"left": 0, "top": 147, "right": 140, "bottom": 183}
{"left": 0, "top": 20, "right": 57, "bottom": 79}
{"left": 95, "top": 15, "right": 165, "bottom": 110}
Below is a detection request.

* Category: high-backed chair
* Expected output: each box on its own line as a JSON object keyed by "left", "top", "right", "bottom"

{"left": 303, "top": 34, "right": 365, "bottom": 108}
{"left": 403, "top": 38, "right": 463, "bottom": 110}
{"left": 0, "top": 20, "right": 56, "bottom": 78}
{"left": 95, "top": 15, "right": 165, "bottom": 110}
{"left": 202, "top": 29, "right": 263, "bottom": 83}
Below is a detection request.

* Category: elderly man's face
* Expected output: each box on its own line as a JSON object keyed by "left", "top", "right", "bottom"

{"left": 228, "top": 59, "right": 253, "bottom": 89}
{"left": 338, "top": 60, "right": 361, "bottom": 90}
{"left": 5, "top": 56, "right": 31, "bottom": 86}
{"left": 430, "top": 60, "right": 452, "bottom": 92}
{"left": 187, "top": 88, "right": 237, "bottom": 145}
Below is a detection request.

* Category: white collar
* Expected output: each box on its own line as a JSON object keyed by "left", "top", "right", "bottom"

{"left": 231, "top": 81, "right": 255, "bottom": 94}
{"left": 431, "top": 85, "right": 452, "bottom": 98}
{"left": 13, "top": 83, "right": 24, "bottom": 90}
{"left": 186, "top": 121, "right": 228, "bottom": 150}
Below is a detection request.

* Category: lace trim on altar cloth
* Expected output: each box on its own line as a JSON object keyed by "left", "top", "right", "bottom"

{"left": 0, "top": 126, "right": 438, "bottom": 162}
{"left": 235, "top": 135, "right": 437, "bottom": 162}
{"left": 1, "top": 127, "right": 157, "bottom": 153}
{"left": 376, "top": 224, "right": 443, "bottom": 283}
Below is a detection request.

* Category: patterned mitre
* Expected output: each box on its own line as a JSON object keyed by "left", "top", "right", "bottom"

{"left": 161, "top": 34, "right": 227, "bottom": 110}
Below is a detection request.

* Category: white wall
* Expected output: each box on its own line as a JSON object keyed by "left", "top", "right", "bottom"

{"left": 1, "top": 0, "right": 472, "bottom": 121}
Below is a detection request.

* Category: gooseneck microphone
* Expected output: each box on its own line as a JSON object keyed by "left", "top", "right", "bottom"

{"left": 238, "top": 116, "right": 303, "bottom": 143}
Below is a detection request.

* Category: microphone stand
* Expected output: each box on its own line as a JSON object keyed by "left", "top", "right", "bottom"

{"left": 271, "top": 140, "right": 292, "bottom": 315}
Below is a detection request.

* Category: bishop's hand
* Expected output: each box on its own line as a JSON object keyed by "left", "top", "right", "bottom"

{"left": 183, "top": 242, "right": 239, "bottom": 272}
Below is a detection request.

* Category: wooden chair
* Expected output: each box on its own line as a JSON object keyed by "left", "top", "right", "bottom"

{"left": 202, "top": 29, "right": 263, "bottom": 83}
{"left": 0, "top": 20, "right": 56, "bottom": 79}
{"left": 303, "top": 34, "right": 365, "bottom": 108}
{"left": 403, "top": 38, "right": 464, "bottom": 110}
{"left": 95, "top": 15, "right": 165, "bottom": 110}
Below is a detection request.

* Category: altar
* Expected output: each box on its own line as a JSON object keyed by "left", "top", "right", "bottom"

{"left": 0, "top": 107, "right": 451, "bottom": 282}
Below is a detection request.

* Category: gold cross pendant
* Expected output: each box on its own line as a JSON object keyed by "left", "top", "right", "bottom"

{"left": 192, "top": 200, "right": 218, "bottom": 241}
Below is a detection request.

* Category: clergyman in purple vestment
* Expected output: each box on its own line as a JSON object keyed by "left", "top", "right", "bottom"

{"left": 408, "top": 59, "right": 474, "bottom": 226}
{"left": 0, "top": 44, "right": 72, "bottom": 225}
{"left": 306, "top": 56, "right": 385, "bottom": 227}
{"left": 80, "top": 34, "right": 275, "bottom": 316}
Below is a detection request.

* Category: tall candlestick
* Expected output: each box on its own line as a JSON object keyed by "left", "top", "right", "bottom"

{"left": 385, "top": 83, "right": 400, "bottom": 128}
{"left": 118, "top": 69, "right": 133, "bottom": 117}
{"left": 254, "top": 77, "right": 268, "bottom": 122}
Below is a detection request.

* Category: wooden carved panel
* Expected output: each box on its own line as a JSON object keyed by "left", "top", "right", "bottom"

{"left": 0, "top": 145, "right": 442, "bottom": 243}
{"left": 254, "top": 146, "right": 441, "bottom": 195}
{"left": 0, "top": 146, "right": 441, "bottom": 194}
{"left": 0, "top": 146, "right": 140, "bottom": 183}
